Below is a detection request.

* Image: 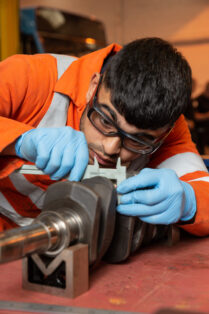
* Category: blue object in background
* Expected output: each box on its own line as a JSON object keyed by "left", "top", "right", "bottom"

{"left": 203, "top": 158, "right": 209, "bottom": 171}
{"left": 20, "top": 8, "right": 44, "bottom": 53}
{"left": 20, "top": 6, "right": 107, "bottom": 56}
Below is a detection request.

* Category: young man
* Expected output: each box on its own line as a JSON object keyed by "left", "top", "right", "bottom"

{"left": 0, "top": 38, "right": 209, "bottom": 236}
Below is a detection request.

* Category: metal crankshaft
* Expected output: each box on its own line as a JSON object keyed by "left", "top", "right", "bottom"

{"left": 0, "top": 176, "right": 180, "bottom": 266}
{"left": 0, "top": 176, "right": 117, "bottom": 266}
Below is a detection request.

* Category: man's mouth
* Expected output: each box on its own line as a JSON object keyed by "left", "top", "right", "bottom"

{"left": 89, "top": 150, "right": 117, "bottom": 168}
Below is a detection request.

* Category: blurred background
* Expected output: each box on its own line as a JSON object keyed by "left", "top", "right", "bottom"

{"left": 1, "top": 0, "right": 209, "bottom": 153}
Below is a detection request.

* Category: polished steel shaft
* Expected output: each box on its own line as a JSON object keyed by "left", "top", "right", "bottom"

{"left": 0, "top": 223, "right": 57, "bottom": 263}
{"left": 0, "top": 177, "right": 115, "bottom": 266}
{"left": 0, "top": 209, "right": 82, "bottom": 264}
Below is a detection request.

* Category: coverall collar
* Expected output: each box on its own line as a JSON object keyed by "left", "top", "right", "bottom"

{"left": 54, "top": 43, "right": 121, "bottom": 108}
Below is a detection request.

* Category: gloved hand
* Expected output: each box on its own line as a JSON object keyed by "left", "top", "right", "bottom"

{"left": 15, "top": 127, "right": 89, "bottom": 181}
{"left": 117, "top": 168, "right": 196, "bottom": 225}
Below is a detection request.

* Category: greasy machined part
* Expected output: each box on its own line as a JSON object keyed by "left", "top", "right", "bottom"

{"left": 11, "top": 161, "right": 181, "bottom": 265}
{"left": 104, "top": 214, "right": 135, "bottom": 263}
{"left": 142, "top": 224, "right": 156, "bottom": 246}
{"left": 130, "top": 219, "right": 147, "bottom": 254}
{"left": 0, "top": 222, "right": 56, "bottom": 263}
{"left": 152, "top": 225, "right": 169, "bottom": 242}
{"left": 42, "top": 180, "right": 101, "bottom": 265}
{"left": 82, "top": 177, "right": 117, "bottom": 266}
{"left": 0, "top": 177, "right": 117, "bottom": 266}
{"left": 103, "top": 217, "right": 181, "bottom": 263}
{"left": 167, "top": 225, "right": 180, "bottom": 247}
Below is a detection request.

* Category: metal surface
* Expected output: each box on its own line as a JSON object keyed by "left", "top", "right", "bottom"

{"left": 104, "top": 214, "right": 135, "bottom": 263}
{"left": 0, "top": 177, "right": 117, "bottom": 266}
{"left": 167, "top": 225, "right": 180, "bottom": 246}
{"left": 130, "top": 219, "right": 147, "bottom": 253}
{"left": 82, "top": 177, "right": 117, "bottom": 266}
{"left": 83, "top": 158, "right": 126, "bottom": 187}
{"left": 17, "top": 158, "right": 126, "bottom": 204}
{"left": 17, "top": 157, "right": 126, "bottom": 187}
{"left": 16, "top": 164, "right": 46, "bottom": 175}
{"left": 0, "top": 222, "right": 58, "bottom": 263}
{"left": 23, "top": 244, "right": 89, "bottom": 298}
{"left": 0, "top": 301, "right": 141, "bottom": 314}
{"left": 103, "top": 213, "right": 179, "bottom": 263}
{"left": 4, "top": 160, "right": 181, "bottom": 267}
{"left": 0, "top": 192, "right": 88, "bottom": 263}
{"left": 0, "top": 301, "right": 204, "bottom": 314}
{"left": 142, "top": 224, "right": 156, "bottom": 246}
{"left": 42, "top": 179, "right": 101, "bottom": 264}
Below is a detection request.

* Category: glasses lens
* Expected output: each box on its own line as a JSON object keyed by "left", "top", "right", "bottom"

{"left": 123, "top": 137, "right": 154, "bottom": 153}
{"left": 90, "top": 109, "right": 118, "bottom": 135}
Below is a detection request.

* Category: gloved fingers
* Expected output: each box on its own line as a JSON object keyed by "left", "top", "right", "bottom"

{"left": 117, "top": 168, "right": 162, "bottom": 194}
{"left": 35, "top": 129, "right": 65, "bottom": 170}
{"left": 35, "top": 141, "right": 52, "bottom": 170}
{"left": 47, "top": 132, "right": 88, "bottom": 181}
{"left": 16, "top": 129, "right": 36, "bottom": 160}
{"left": 40, "top": 144, "right": 71, "bottom": 179}
{"left": 140, "top": 209, "right": 181, "bottom": 225}
{"left": 117, "top": 199, "right": 169, "bottom": 217}
{"left": 33, "top": 128, "right": 88, "bottom": 181}
{"left": 68, "top": 143, "right": 89, "bottom": 181}
{"left": 119, "top": 187, "right": 165, "bottom": 205}
{"left": 117, "top": 195, "right": 182, "bottom": 224}
{"left": 49, "top": 146, "right": 75, "bottom": 180}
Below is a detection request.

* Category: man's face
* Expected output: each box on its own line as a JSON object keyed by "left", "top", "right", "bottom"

{"left": 80, "top": 74, "right": 170, "bottom": 168}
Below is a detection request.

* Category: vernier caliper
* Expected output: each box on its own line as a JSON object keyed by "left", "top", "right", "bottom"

{"left": 17, "top": 157, "right": 127, "bottom": 187}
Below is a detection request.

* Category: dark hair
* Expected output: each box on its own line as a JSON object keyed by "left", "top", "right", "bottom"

{"left": 103, "top": 38, "right": 192, "bottom": 129}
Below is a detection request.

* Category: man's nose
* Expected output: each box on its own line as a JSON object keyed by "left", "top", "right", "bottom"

{"left": 103, "top": 136, "right": 121, "bottom": 156}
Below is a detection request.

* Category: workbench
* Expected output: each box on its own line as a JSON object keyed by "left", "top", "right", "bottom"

{"left": 0, "top": 233, "right": 209, "bottom": 314}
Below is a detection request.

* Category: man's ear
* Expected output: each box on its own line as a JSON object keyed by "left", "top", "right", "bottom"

{"left": 86, "top": 73, "right": 101, "bottom": 103}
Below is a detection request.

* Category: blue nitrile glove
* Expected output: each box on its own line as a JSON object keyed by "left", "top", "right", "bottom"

{"left": 117, "top": 168, "right": 196, "bottom": 225}
{"left": 15, "top": 127, "right": 89, "bottom": 181}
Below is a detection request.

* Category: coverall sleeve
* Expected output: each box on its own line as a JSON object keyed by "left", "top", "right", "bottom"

{"left": 149, "top": 115, "right": 209, "bottom": 236}
{"left": 0, "top": 55, "right": 34, "bottom": 151}
{"left": 0, "top": 54, "right": 57, "bottom": 178}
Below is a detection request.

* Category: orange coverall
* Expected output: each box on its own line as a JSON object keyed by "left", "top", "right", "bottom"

{"left": 0, "top": 44, "right": 209, "bottom": 236}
